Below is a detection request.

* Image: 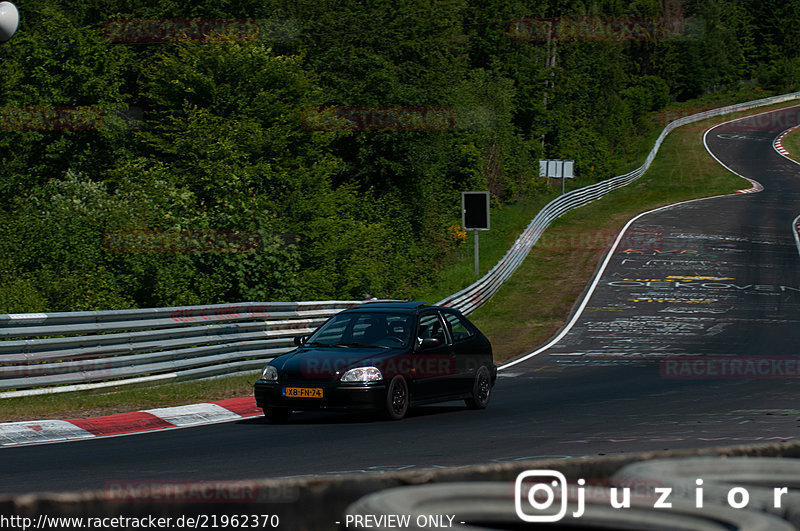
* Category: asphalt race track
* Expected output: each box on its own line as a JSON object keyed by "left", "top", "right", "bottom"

{"left": 3, "top": 106, "right": 800, "bottom": 496}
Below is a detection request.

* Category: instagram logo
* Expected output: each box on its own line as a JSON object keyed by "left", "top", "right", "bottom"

{"left": 514, "top": 470, "right": 569, "bottom": 522}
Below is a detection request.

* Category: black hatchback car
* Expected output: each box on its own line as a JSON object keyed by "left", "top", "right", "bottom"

{"left": 254, "top": 301, "right": 496, "bottom": 422}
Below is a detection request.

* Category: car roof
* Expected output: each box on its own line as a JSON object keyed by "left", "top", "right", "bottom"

{"left": 345, "top": 301, "right": 428, "bottom": 312}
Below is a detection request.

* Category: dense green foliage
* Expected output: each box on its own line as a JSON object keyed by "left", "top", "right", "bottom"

{"left": 0, "top": 0, "right": 798, "bottom": 311}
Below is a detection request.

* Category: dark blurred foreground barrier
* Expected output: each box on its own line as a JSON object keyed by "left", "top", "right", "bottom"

{"left": 3, "top": 441, "right": 800, "bottom": 530}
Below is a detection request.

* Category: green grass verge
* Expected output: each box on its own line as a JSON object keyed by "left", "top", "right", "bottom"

{"left": 410, "top": 192, "right": 560, "bottom": 305}
{"left": 780, "top": 125, "right": 800, "bottom": 161}
{"left": 2, "top": 91, "right": 796, "bottom": 422}
{"left": 2, "top": 373, "right": 258, "bottom": 422}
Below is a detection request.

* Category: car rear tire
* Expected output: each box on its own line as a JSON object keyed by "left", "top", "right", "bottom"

{"left": 465, "top": 365, "right": 491, "bottom": 409}
{"left": 384, "top": 376, "right": 409, "bottom": 420}
{"left": 263, "top": 406, "right": 290, "bottom": 424}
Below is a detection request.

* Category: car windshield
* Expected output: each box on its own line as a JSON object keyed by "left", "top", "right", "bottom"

{"left": 306, "top": 311, "right": 414, "bottom": 349}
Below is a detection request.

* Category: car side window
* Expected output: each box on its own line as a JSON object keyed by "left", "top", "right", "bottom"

{"left": 443, "top": 311, "right": 475, "bottom": 342}
{"left": 386, "top": 315, "right": 412, "bottom": 345}
{"left": 417, "top": 312, "right": 449, "bottom": 345}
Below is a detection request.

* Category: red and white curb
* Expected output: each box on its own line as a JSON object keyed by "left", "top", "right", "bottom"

{"left": 734, "top": 180, "right": 764, "bottom": 194}
{"left": 773, "top": 124, "right": 800, "bottom": 159}
{"left": 0, "top": 397, "right": 261, "bottom": 447}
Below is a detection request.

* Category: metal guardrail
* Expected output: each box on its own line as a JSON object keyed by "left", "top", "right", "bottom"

{"left": 0, "top": 302, "right": 364, "bottom": 398}
{"left": 2, "top": 92, "right": 799, "bottom": 398}
{"left": 437, "top": 91, "right": 800, "bottom": 314}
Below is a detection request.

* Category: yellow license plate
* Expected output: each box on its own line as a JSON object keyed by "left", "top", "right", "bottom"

{"left": 283, "top": 387, "right": 323, "bottom": 399}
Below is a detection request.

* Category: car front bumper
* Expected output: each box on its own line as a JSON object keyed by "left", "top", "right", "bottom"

{"left": 254, "top": 380, "right": 388, "bottom": 411}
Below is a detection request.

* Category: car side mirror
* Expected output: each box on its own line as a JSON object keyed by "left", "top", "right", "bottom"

{"left": 419, "top": 338, "right": 440, "bottom": 350}
{"left": 293, "top": 336, "right": 307, "bottom": 347}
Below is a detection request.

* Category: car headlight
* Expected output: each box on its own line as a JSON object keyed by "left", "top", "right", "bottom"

{"left": 340, "top": 366, "right": 383, "bottom": 383}
{"left": 261, "top": 365, "right": 278, "bottom": 381}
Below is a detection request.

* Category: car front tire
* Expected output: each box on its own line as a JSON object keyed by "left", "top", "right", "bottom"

{"left": 384, "top": 376, "right": 409, "bottom": 420}
{"left": 465, "top": 365, "right": 491, "bottom": 410}
{"left": 263, "top": 406, "right": 291, "bottom": 424}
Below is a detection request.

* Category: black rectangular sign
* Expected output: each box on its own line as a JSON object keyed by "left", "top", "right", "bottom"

{"left": 462, "top": 191, "right": 490, "bottom": 230}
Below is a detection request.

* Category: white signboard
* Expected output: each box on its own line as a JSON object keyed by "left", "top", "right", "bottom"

{"left": 539, "top": 159, "right": 575, "bottom": 179}
{"left": 548, "top": 160, "right": 561, "bottom": 178}
{"left": 563, "top": 160, "right": 574, "bottom": 179}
